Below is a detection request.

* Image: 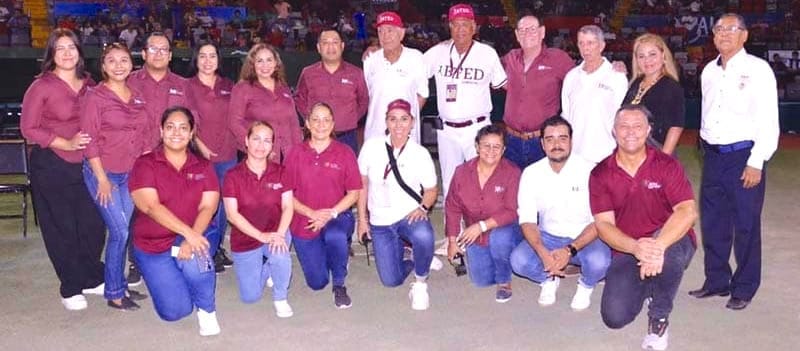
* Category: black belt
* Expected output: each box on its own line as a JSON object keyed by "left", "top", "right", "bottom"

{"left": 702, "top": 139, "right": 754, "bottom": 154}
{"left": 444, "top": 116, "right": 486, "bottom": 128}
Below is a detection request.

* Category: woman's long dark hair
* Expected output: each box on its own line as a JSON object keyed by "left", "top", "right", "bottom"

{"left": 40, "top": 28, "right": 88, "bottom": 78}
{"left": 159, "top": 105, "right": 202, "bottom": 157}
{"left": 188, "top": 41, "right": 224, "bottom": 77}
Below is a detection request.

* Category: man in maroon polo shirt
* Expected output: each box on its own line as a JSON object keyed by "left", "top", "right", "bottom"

{"left": 589, "top": 104, "right": 697, "bottom": 351}
{"left": 128, "top": 32, "right": 188, "bottom": 151}
{"left": 126, "top": 31, "right": 188, "bottom": 286}
{"left": 502, "top": 13, "right": 574, "bottom": 170}
{"left": 295, "top": 29, "right": 369, "bottom": 154}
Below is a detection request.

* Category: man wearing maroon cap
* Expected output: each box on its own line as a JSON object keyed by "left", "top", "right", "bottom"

{"left": 363, "top": 11, "right": 429, "bottom": 144}
{"left": 502, "top": 13, "right": 574, "bottom": 170}
{"left": 590, "top": 104, "right": 697, "bottom": 351}
{"left": 423, "top": 3, "right": 507, "bottom": 204}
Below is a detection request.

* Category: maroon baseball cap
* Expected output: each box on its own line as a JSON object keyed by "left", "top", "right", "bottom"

{"left": 449, "top": 4, "right": 475, "bottom": 21}
{"left": 386, "top": 99, "right": 412, "bottom": 116}
{"left": 376, "top": 11, "right": 404, "bottom": 28}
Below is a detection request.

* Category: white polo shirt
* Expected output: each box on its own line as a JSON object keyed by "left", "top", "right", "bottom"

{"left": 358, "top": 136, "right": 438, "bottom": 226}
{"left": 423, "top": 40, "right": 507, "bottom": 122}
{"left": 363, "top": 46, "right": 430, "bottom": 143}
{"left": 518, "top": 155, "right": 595, "bottom": 239}
{"left": 700, "top": 49, "right": 779, "bottom": 169}
{"left": 561, "top": 58, "right": 628, "bottom": 163}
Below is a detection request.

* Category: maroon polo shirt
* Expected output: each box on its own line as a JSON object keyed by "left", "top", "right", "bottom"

{"left": 502, "top": 47, "right": 574, "bottom": 132}
{"left": 21, "top": 72, "right": 95, "bottom": 163}
{"left": 186, "top": 76, "right": 237, "bottom": 163}
{"left": 80, "top": 84, "right": 150, "bottom": 173}
{"left": 222, "top": 160, "right": 293, "bottom": 252}
{"left": 129, "top": 148, "right": 219, "bottom": 254}
{"left": 229, "top": 80, "right": 303, "bottom": 159}
{"left": 294, "top": 61, "right": 369, "bottom": 132}
{"left": 589, "top": 146, "right": 696, "bottom": 249}
{"left": 445, "top": 158, "right": 521, "bottom": 246}
{"left": 284, "top": 140, "right": 362, "bottom": 240}
{"left": 127, "top": 69, "right": 188, "bottom": 150}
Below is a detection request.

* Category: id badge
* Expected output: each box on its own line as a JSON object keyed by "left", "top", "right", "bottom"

{"left": 446, "top": 84, "right": 457, "bottom": 102}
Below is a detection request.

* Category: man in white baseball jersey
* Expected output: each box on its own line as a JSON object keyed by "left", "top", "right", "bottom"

{"left": 363, "top": 11, "right": 429, "bottom": 143}
{"left": 561, "top": 24, "right": 628, "bottom": 163}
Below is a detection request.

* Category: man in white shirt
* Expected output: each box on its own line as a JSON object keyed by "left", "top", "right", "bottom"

{"left": 423, "top": 3, "right": 507, "bottom": 202}
{"left": 689, "top": 13, "right": 779, "bottom": 311}
{"left": 561, "top": 25, "right": 628, "bottom": 164}
{"left": 363, "top": 11, "right": 429, "bottom": 143}
{"left": 510, "top": 116, "right": 610, "bottom": 310}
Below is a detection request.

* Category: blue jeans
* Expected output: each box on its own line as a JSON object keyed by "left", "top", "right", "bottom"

{"left": 206, "top": 159, "right": 236, "bottom": 255}
{"left": 133, "top": 246, "right": 217, "bottom": 321}
{"left": 510, "top": 230, "right": 611, "bottom": 287}
{"left": 336, "top": 129, "right": 359, "bottom": 156}
{"left": 465, "top": 224, "right": 524, "bottom": 287}
{"left": 504, "top": 134, "right": 545, "bottom": 170}
{"left": 293, "top": 211, "right": 354, "bottom": 290}
{"left": 231, "top": 233, "right": 293, "bottom": 303}
{"left": 370, "top": 217, "right": 435, "bottom": 287}
{"left": 82, "top": 163, "right": 134, "bottom": 300}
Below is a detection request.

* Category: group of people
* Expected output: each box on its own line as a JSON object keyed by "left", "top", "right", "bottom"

{"left": 20, "top": 3, "right": 778, "bottom": 350}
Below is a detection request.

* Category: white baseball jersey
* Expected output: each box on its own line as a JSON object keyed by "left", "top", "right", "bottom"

{"left": 363, "top": 46, "right": 429, "bottom": 143}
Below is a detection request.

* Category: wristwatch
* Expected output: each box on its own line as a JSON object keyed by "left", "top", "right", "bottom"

{"left": 566, "top": 244, "right": 578, "bottom": 257}
{"left": 331, "top": 209, "right": 339, "bottom": 219}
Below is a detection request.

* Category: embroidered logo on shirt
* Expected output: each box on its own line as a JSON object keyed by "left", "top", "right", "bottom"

{"left": 494, "top": 185, "right": 505, "bottom": 193}
{"left": 341, "top": 78, "right": 353, "bottom": 85}
{"left": 537, "top": 65, "right": 552, "bottom": 71}
{"left": 643, "top": 180, "right": 662, "bottom": 190}
{"left": 571, "top": 186, "right": 581, "bottom": 192}
{"left": 738, "top": 75, "right": 750, "bottom": 90}
{"left": 168, "top": 88, "right": 184, "bottom": 96}
{"left": 282, "top": 92, "right": 292, "bottom": 99}
{"left": 598, "top": 82, "right": 613, "bottom": 91}
{"left": 324, "top": 162, "right": 342, "bottom": 170}
{"left": 187, "top": 173, "right": 206, "bottom": 181}
{"left": 133, "top": 98, "right": 145, "bottom": 105}
{"left": 220, "top": 90, "right": 231, "bottom": 96}
{"left": 266, "top": 182, "right": 283, "bottom": 190}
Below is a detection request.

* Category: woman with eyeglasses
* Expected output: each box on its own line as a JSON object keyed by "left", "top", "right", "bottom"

{"left": 80, "top": 42, "right": 150, "bottom": 311}
{"left": 283, "top": 103, "right": 361, "bottom": 309}
{"left": 186, "top": 42, "right": 236, "bottom": 272}
{"left": 229, "top": 43, "right": 302, "bottom": 163}
{"left": 21, "top": 28, "right": 107, "bottom": 311}
{"left": 129, "top": 107, "right": 221, "bottom": 336}
{"left": 444, "top": 124, "right": 522, "bottom": 302}
{"left": 623, "top": 33, "right": 685, "bottom": 155}
{"left": 356, "top": 99, "right": 438, "bottom": 311}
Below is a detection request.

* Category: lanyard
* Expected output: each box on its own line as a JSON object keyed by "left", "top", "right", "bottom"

{"left": 383, "top": 141, "right": 408, "bottom": 180}
{"left": 448, "top": 40, "right": 474, "bottom": 78}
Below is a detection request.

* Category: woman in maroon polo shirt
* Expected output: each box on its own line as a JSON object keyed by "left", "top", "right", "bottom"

{"left": 223, "top": 121, "right": 294, "bottom": 318}
{"left": 284, "top": 102, "right": 362, "bottom": 309}
{"left": 186, "top": 42, "right": 236, "bottom": 272}
{"left": 21, "top": 28, "right": 106, "bottom": 311}
{"left": 80, "top": 42, "right": 150, "bottom": 311}
{"left": 129, "top": 106, "right": 221, "bottom": 336}
{"left": 445, "top": 124, "right": 523, "bottom": 302}
{"left": 229, "top": 43, "right": 302, "bottom": 163}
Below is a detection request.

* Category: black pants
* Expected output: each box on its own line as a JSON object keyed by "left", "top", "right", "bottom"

{"left": 30, "top": 147, "right": 106, "bottom": 298}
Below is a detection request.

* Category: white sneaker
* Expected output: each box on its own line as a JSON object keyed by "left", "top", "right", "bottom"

{"left": 538, "top": 277, "right": 560, "bottom": 306}
{"left": 570, "top": 284, "right": 594, "bottom": 310}
{"left": 61, "top": 294, "right": 88, "bottom": 311}
{"left": 409, "top": 282, "right": 430, "bottom": 311}
{"left": 434, "top": 240, "right": 449, "bottom": 256}
{"left": 642, "top": 328, "right": 669, "bottom": 350}
{"left": 273, "top": 300, "right": 293, "bottom": 318}
{"left": 429, "top": 256, "right": 443, "bottom": 271}
{"left": 266, "top": 277, "right": 274, "bottom": 288}
{"left": 197, "top": 309, "right": 221, "bottom": 336}
{"left": 81, "top": 283, "right": 104, "bottom": 295}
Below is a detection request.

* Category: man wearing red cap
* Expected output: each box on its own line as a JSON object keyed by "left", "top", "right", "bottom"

{"left": 363, "top": 11, "right": 429, "bottom": 144}
{"left": 422, "top": 3, "right": 508, "bottom": 205}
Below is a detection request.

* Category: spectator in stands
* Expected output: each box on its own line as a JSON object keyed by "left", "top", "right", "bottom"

{"left": 80, "top": 42, "right": 151, "bottom": 311}
{"left": 789, "top": 51, "right": 800, "bottom": 71}
{"left": 21, "top": 28, "right": 106, "bottom": 312}
{"left": 119, "top": 24, "right": 138, "bottom": 49}
{"left": 771, "top": 53, "right": 788, "bottom": 73}
{"left": 623, "top": 33, "right": 685, "bottom": 155}
{"left": 8, "top": 8, "right": 30, "bottom": 46}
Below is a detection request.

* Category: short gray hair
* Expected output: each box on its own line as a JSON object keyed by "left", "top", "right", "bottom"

{"left": 615, "top": 104, "right": 653, "bottom": 124}
{"left": 577, "top": 25, "right": 605, "bottom": 43}
{"left": 716, "top": 13, "right": 747, "bottom": 29}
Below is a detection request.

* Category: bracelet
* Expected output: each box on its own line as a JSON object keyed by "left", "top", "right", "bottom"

{"left": 331, "top": 209, "right": 339, "bottom": 219}
{"left": 478, "top": 220, "right": 488, "bottom": 232}
{"left": 418, "top": 204, "right": 429, "bottom": 213}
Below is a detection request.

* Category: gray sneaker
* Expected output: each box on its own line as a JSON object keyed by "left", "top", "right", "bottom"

{"left": 332, "top": 286, "right": 352, "bottom": 309}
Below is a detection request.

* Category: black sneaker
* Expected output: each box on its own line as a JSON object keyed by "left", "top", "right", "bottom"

{"left": 107, "top": 296, "right": 140, "bottom": 311}
{"left": 127, "top": 264, "right": 142, "bottom": 286}
{"left": 332, "top": 285, "right": 352, "bottom": 309}
{"left": 126, "top": 289, "right": 148, "bottom": 301}
{"left": 213, "top": 253, "right": 226, "bottom": 273}
{"left": 216, "top": 248, "right": 234, "bottom": 267}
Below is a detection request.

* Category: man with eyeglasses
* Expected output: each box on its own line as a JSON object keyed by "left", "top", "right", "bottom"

{"left": 501, "top": 13, "right": 574, "bottom": 170}
{"left": 295, "top": 29, "right": 369, "bottom": 154}
{"left": 126, "top": 32, "right": 189, "bottom": 287}
{"left": 510, "top": 115, "right": 610, "bottom": 311}
{"left": 689, "top": 13, "right": 779, "bottom": 311}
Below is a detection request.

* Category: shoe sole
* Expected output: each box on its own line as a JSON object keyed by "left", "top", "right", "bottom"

{"left": 127, "top": 280, "right": 143, "bottom": 287}
{"left": 335, "top": 303, "right": 352, "bottom": 309}
{"left": 538, "top": 299, "right": 556, "bottom": 306}
{"left": 199, "top": 329, "right": 220, "bottom": 337}
{"left": 276, "top": 311, "right": 294, "bottom": 318}
{"left": 495, "top": 298, "right": 511, "bottom": 303}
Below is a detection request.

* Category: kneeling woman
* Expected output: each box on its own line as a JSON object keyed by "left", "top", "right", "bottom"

{"left": 129, "top": 107, "right": 221, "bottom": 336}
{"left": 223, "top": 121, "right": 294, "bottom": 318}
{"left": 445, "top": 125, "right": 523, "bottom": 303}
{"left": 357, "top": 99, "right": 438, "bottom": 311}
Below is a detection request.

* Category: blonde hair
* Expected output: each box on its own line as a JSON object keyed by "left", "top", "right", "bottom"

{"left": 238, "top": 43, "right": 287, "bottom": 85}
{"left": 630, "top": 33, "right": 680, "bottom": 83}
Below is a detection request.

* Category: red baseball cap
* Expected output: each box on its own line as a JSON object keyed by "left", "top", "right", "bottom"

{"left": 376, "top": 11, "right": 404, "bottom": 28}
{"left": 448, "top": 4, "right": 475, "bottom": 21}
{"left": 386, "top": 99, "right": 413, "bottom": 116}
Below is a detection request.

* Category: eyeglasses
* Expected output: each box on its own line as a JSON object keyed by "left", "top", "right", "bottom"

{"left": 146, "top": 46, "right": 170, "bottom": 55}
{"left": 478, "top": 143, "right": 504, "bottom": 152}
{"left": 516, "top": 25, "right": 539, "bottom": 34}
{"left": 712, "top": 25, "right": 745, "bottom": 34}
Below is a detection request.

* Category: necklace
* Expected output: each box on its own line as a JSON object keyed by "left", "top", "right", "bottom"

{"left": 630, "top": 74, "right": 662, "bottom": 105}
